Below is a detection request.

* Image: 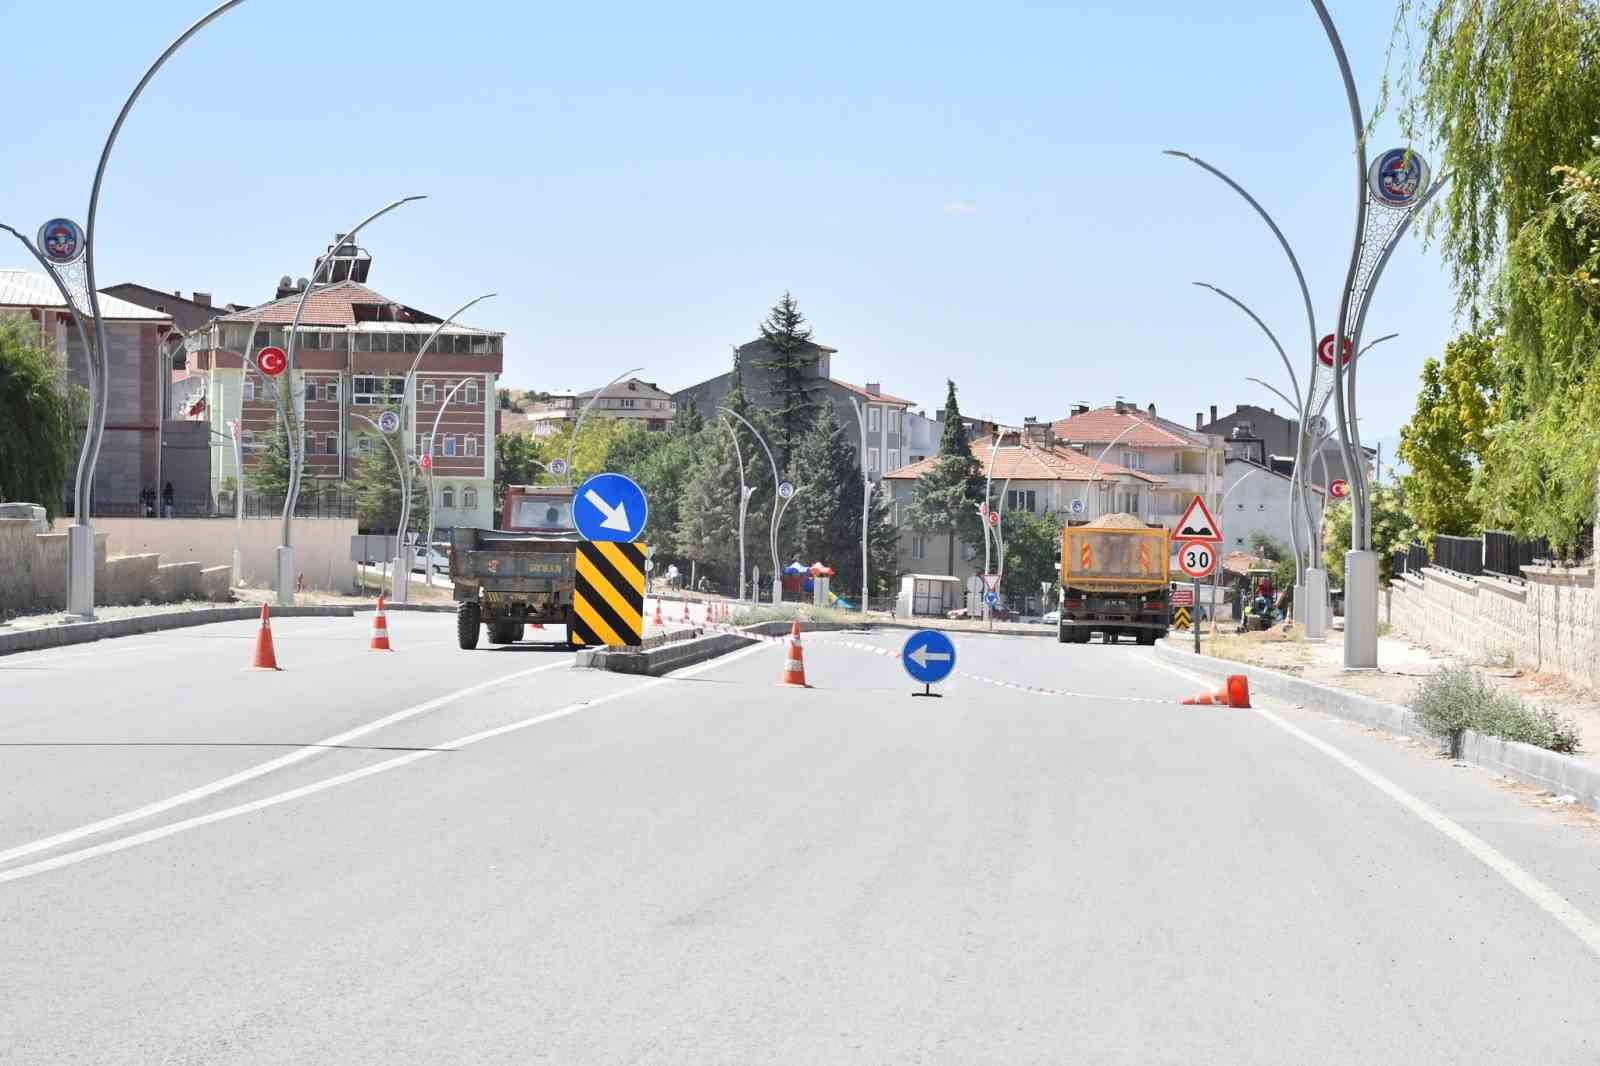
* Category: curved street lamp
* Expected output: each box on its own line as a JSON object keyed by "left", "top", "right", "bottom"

{"left": 420, "top": 376, "right": 475, "bottom": 589}
{"left": 277, "top": 195, "right": 425, "bottom": 606}
{"left": 718, "top": 415, "right": 757, "bottom": 602}
{"left": 719, "top": 406, "right": 783, "bottom": 605}
{"left": 351, "top": 411, "right": 410, "bottom": 598}
{"left": 564, "top": 367, "right": 644, "bottom": 486}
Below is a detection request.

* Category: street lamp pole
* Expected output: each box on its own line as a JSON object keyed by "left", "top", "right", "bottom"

{"left": 421, "top": 376, "right": 473, "bottom": 589}
{"left": 277, "top": 196, "right": 425, "bottom": 607}
{"left": 849, "top": 398, "right": 878, "bottom": 616}
{"left": 980, "top": 428, "right": 1005, "bottom": 621}
{"left": 718, "top": 415, "right": 754, "bottom": 602}
{"left": 1088, "top": 420, "right": 1143, "bottom": 518}
{"left": 352, "top": 412, "right": 409, "bottom": 599}
{"left": 719, "top": 407, "right": 783, "bottom": 606}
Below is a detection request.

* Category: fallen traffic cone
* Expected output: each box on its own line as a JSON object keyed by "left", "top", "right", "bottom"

{"left": 780, "top": 620, "right": 809, "bottom": 688}
{"left": 250, "top": 603, "right": 281, "bottom": 671}
{"left": 369, "top": 595, "right": 393, "bottom": 651}
{"left": 1182, "top": 674, "right": 1251, "bottom": 708}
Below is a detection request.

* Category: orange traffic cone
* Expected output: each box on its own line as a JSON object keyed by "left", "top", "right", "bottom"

{"left": 250, "top": 603, "right": 281, "bottom": 671}
{"left": 653, "top": 599, "right": 664, "bottom": 627}
{"left": 780, "top": 620, "right": 809, "bottom": 688}
{"left": 369, "top": 595, "right": 393, "bottom": 651}
{"left": 682, "top": 601, "right": 691, "bottom": 623}
{"left": 1182, "top": 674, "right": 1250, "bottom": 708}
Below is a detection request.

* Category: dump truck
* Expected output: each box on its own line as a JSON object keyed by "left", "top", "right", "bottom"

{"left": 1058, "top": 514, "right": 1170, "bottom": 645}
{"left": 450, "top": 484, "right": 582, "bottom": 650}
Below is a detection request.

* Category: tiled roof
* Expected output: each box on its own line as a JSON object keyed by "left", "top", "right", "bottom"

{"left": 1052, "top": 406, "right": 1216, "bottom": 448}
{"left": 0, "top": 269, "right": 171, "bottom": 320}
{"left": 214, "top": 280, "right": 410, "bottom": 326}
{"left": 577, "top": 377, "right": 673, "bottom": 401}
{"left": 831, "top": 378, "right": 915, "bottom": 407}
{"left": 884, "top": 438, "right": 1165, "bottom": 484}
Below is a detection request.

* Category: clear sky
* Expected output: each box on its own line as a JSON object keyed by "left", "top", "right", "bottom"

{"left": 3, "top": 0, "right": 1452, "bottom": 464}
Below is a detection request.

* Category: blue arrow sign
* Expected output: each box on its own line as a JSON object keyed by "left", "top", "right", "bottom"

{"left": 984, "top": 591, "right": 998, "bottom": 606}
{"left": 901, "top": 629, "right": 957, "bottom": 686}
{"left": 573, "top": 472, "right": 649, "bottom": 543}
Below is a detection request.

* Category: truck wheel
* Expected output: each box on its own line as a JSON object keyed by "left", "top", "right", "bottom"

{"left": 456, "top": 601, "right": 481, "bottom": 650}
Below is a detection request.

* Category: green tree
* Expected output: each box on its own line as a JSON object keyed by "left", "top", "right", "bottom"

{"left": 351, "top": 431, "right": 428, "bottom": 533}
{"left": 791, "top": 402, "right": 897, "bottom": 598}
{"left": 936, "top": 379, "right": 973, "bottom": 459}
{"left": 0, "top": 316, "right": 76, "bottom": 520}
{"left": 1324, "top": 487, "right": 1415, "bottom": 586}
{"left": 998, "top": 511, "right": 1060, "bottom": 604}
{"left": 674, "top": 426, "right": 765, "bottom": 591}
{"left": 495, "top": 431, "right": 543, "bottom": 510}
{"left": 908, "top": 454, "right": 979, "bottom": 577}
{"left": 534, "top": 415, "right": 632, "bottom": 485}
{"left": 245, "top": 396, "right": 298, "bottom": 497}
{"left": 1397, "top": 330, "right": 1497, "bottom": 540}
{"left": 1388, "top": 0, "right": 1600, "bottom": 311}
{"left": 752, "top": 293, "right": 822, "bottom": 473}
{"left": 602, "top": 422, "right": 698, "bottom": 550}
{"left": 1246, "top": 531, "right": 1298, "bottom": 596}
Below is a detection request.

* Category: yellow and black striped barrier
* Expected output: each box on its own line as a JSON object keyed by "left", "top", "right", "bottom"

{"left": 1172, "top": 606, "right": 1191, "bottom": 631}
{"left": 571, "top": 542, "right": 646, "bottom": 647}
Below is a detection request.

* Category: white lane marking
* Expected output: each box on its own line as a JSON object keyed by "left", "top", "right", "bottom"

{"left": 0, "top": 659, "right": 572, "bottom": 868}
{"left": 0, "top": 636, "right": 771, "bottom": 885}
{"left": 1144, "top": 654, "right": 1600, "bottom": 959}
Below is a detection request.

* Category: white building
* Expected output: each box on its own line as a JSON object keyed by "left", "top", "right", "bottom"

{"left": 520, "top": 377, "right": 676, "bottom": 437}
{"left": 1051, "top": 401, "right": 1225, "bottom": 532}
{"left": 1221, "top": 457, "right": 1327, "bottom": 559}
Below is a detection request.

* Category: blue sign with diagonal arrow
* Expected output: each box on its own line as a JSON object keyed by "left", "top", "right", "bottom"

{"left": 574, "top": 472, "right": 648, "bottom": 543}
{"left": 901, "top": 629, "right": 956, "bottom": 686}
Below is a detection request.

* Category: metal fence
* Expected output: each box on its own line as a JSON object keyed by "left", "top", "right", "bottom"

{"left": 242, "top": 491, "right": 357, "bottom": 519}
{"left": 1483, "top": 530, "right": 1549, "bottom": 580}
{"left": 1431, "top": 534, "right": 1483, "bottom": 576}
{"left": 64, "top": 490, "right": 357, "bottom": 520}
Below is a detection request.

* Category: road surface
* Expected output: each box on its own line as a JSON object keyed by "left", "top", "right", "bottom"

{"left": 3, "top": 614, "right": 1599, "bottom": 1064}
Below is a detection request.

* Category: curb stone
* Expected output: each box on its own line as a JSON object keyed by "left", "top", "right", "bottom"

{"left": 0, "top": 605, "right": 355, "bottom": 658}
{"left": 1154, "top": 640, "right": 1600, "bottom": 814}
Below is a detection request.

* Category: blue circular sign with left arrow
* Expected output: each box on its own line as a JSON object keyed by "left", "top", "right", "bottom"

{"left": 574, "top": 472, "right": 649, "bottom": 542}
{"left": 902, "top": 629, "right": 957, "bottom": 686}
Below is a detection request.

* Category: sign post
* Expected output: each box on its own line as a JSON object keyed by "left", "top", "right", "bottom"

{"left": 1173, "top": 494, "right": 1222, "bottom": 655}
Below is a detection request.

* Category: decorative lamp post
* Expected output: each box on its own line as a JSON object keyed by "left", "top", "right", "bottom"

{"left": 719, "top": 407, "right": 783, "bottom": 606}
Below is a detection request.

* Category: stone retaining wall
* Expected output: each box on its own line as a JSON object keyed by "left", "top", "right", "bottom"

{"left": 1389, "top": 563, "right": 1599, "bottom": 690}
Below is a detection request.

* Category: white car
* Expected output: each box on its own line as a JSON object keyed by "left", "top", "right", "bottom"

{"left": 1042, "top": 609, "right": 1061, "bottom": 625}
{"left": 411, "top": 547, "right": 450, "bottom": 574}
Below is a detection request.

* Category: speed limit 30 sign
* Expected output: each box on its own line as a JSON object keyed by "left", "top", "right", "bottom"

{"left": 1177, "top": 540, "right": 1217, "bottom": 579}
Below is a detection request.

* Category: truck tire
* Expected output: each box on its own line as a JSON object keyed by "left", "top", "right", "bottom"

{"left": 487, "top": 622, "right": 520, "bottom": 645}
{"left": 457, "top": 601, "right": 481, "bottom": 650}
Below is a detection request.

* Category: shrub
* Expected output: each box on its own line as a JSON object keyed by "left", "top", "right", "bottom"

{"left": 1411, "top": 666, "right": 1582, "bottom": 754}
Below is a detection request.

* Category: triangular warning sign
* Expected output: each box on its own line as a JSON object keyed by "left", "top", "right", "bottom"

{"left": 1174, "top": 494, "right": 1222, "bottom": 541}
{"left": 981, "top": 573, "right": 1000, "bottom": 592}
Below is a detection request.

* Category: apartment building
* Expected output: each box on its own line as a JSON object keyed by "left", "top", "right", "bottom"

{"left": 1050, "top": 401, "right": 1225, "bottom": 533}
{"left": 519, "top": 377, "right": 676, "bottom": 437}
{"left": 183, "top": 246, "right": 506, "bottom": 531}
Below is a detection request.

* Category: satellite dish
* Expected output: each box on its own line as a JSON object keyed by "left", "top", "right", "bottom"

{"left": 296, "top": 277, "right": 310, "bottom": 291}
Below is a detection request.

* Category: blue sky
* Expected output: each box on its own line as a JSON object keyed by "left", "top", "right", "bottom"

{"left": 2, "top": 1, "right": 1450, "bottom": 464}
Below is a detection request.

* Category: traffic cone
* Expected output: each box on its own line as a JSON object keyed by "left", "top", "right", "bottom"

{"left": 369, "top": 595, "right": 393, "bottom": 651}
{"left": 250, "top": 603, "right": 280, "bottom": 671}
{"left": 682, "top": 600, "right": 691, "bottom": 623}
{"left": 652, "top": 599, "right": 664, "bottom": 627}
{"left": 1181, "top": 674, "right": 1250, "bottom": 708}
{"left": 780, "top": 620, "right": 809, "bottom": 688}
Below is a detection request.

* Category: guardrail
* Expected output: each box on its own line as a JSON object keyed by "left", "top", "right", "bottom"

{"left": 1431, "top": 533, "right": 1483, "bottom": 576}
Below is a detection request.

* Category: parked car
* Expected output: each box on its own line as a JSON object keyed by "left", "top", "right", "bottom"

{"left": 412, "top": 546, "right": 450, "bottom": 574}
{"left": 948, "top": 604, "right": 1017, "bottom": 622}
{"left": 1042, "top": 609, "right": 1060, "bottom": 625}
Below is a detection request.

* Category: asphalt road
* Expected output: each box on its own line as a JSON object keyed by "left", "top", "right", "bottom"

{"left": 3, "top": 614, "right": 1600, "bottom": 1064}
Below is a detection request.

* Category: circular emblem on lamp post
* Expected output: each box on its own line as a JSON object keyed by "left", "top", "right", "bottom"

{"left": 1367, "top": 148, "right": 1430, "bottom": 209}
{"left": 256, "top": 346, "right": 287, "bottom": 377}
{"left": 549, "top": 457, "right": 569, "bottom": 477}
{"left": 1307, "top": 415, "right": 1330, "bottom": 439}
{"left": 1318, "top": 334, "right": 1353, "bottom": 369}
{"left": 778, "top": 481, "right": 795, "bottom": 500}
{"left": 37, "top": 218, "right": 85, "bottom": 264}
{"left": 377, "top": 410, "right": 400, "bottom": 434}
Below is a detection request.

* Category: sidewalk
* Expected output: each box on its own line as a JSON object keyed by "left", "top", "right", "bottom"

{"left": 1192, "top": 622, "right": 1600, "bottom": 758}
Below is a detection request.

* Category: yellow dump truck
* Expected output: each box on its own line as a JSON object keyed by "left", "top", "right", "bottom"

{"left": 1058, "top": 514, "right": 1170, "bottom": 645}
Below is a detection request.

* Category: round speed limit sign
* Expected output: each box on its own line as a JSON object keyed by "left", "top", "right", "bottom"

{"left": 1178, "top": 541, "right": 1217, "bottom": 578}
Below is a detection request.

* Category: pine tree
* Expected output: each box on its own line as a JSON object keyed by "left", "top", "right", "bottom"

{"left": 909, "top": 379, "right": 983, "bottom": 574}
{"left": 246, "top": 394, "right": 299, "bottom": 498}
{"left": 793, "top": 402, "right": 862, "bottom": 583}
{"left": 351, "top": 431, "right": 428, "bottom": 533}
{"left": 752, "top": 293, "right": 821, "bottom": 473}
{"left": 937, "top": 379, "right": 973, "bottom": 459}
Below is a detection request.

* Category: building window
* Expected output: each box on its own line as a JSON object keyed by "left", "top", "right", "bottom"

{"left": 867, "top": 447, "right": 879, "bottom": 473}
{"left": 325, "top": 381, "right": 338, "bottom": 405}
{"left": 1006, "top": 489, "right": 1037, "bottom": 513}
{"left": 1118, "top": 490, "right": 1140, "bottom": 513}
{"left": 422, "top": 382, "right": 436, "bottom": 404}
{"left": 464, "top": 380, "right": 479, "bottom": 406}
{"left": 357, "top": 436, "right": 372, "bottom": 456}
{"left": 619, "top": 397, "right": 635, "bottom": 408}
{"left": 443, "top": 436, "right": 457, "bottom": 457}
{"left": 463, "top": 487, "right": 477, "bottom": 510}
{"left": 912, "top": 534, "right": 928, "bottom": 561}
{"left": 1120, "top": 450, "right": 1145, "bottom": 470}
{"left": 242, "top": 377, "right": 255, "bottom": 402}
{"left": 962, "top": 542, "right": 978, "bottom": 561}
{"left": 867, "top": 405, "right": 881, "bottom": 433}
{"left": 465, "top": 436, "right": 479, "bottom": 457}
{"left": 420, "top": 433, "right": 432, "bottom": 457}
{"left": 305, "top": 380, "right": 318, "bottom": 404}
{"left": 324, "top": 434, "right": 338, "bottom": 456}
{"left": 353, "top": 375, "right": 403, "bottom": 405}
{"left": 886, "top": 449, "right": 900, "bottom": 472}
{"left": 241, "top": 430, "right": 254, "bottom": 451}
{"left": 303, "top": 434, "right": 315, "bottom": 458}
{"left": 441, "top": 486, "right": 455, "bottom": 509}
